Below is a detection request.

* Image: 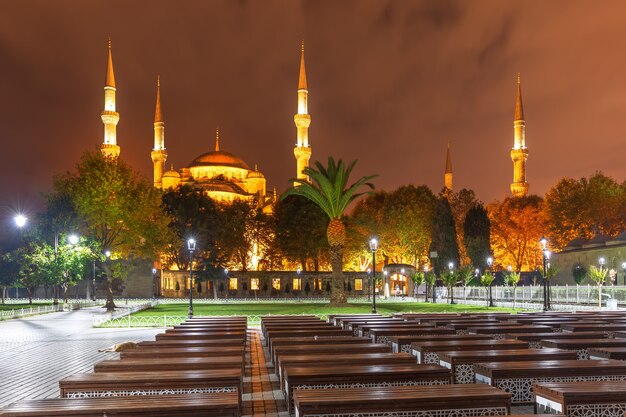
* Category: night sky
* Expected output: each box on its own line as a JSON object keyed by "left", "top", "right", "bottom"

{"left": 1, "top": 0, "right": 625, "bottom": 219}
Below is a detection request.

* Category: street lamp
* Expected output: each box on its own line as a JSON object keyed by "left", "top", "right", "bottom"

{"left": 296, "top": 267, "right": 302, "bottom": 301}
{"left": 622, "top": 262, "right": 626, "bottom": 287}
{"left": 599, "top": 257, "right": 606, "bottom": 271}
{"left": 369, "top": 238, "right": 378, "bottom": 314}
{"left": 486, "top": 256, "right": 494, "bottom": 307}
{"left": 13, "top": 214, "right": 27, "bottom": 229}
{"left": 539, "top": 236, "right": 550, "bottom": 311}
{"left": 447, "top": 262, "right": 456, "bottom": 304}
{"left": 187, "top": 238, "right": 196, "bottom": 318}
{"left": 367, "top": 268, "right": 371, "bottom": 301}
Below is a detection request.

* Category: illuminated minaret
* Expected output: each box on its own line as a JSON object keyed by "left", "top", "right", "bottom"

{"left": 510, "top": 73, "right": 529, "bottom": 197}
{"left": 444, "top": 142, "right": 453, "bottom": 191}
{"left": 151, "top": 76, "right": 167, "bottom": 188}
{"left": 101, "top": 39, "right": 120, "bottom": 158}
{"left": 293, "top": 41, "right": 311, "bottom": 185}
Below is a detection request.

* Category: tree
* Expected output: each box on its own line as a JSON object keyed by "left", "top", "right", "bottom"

{"left": 304, "top": 281, "right": 311, "bottom": 296}
{"left": 283, "top": 157, "right": 377, "bottom": 305}
{"left": 488, "top": 196, "right": 546, "bottom": 272}
{"left": 52, "top": 151, "right": 173, "bottom": 311}
{"left": 410, "top": 271, "right": 425, "bottom": 301}
{"left": 464, "top": 204, "right": 491, "bottom": 271}
{"left": 587, "top": 265, "right": 608, "bottom": 307}
{"left": 274, "top": 195, "right": 328, "bottom": 271}
{"left": 429, "top": 198, "right": 460, "bottom": 276}
{"left": 572, "top": 264, "right": 587, "bottom": 285}
{"left": 480, "top": 272, "right": 495, "bottom": 307}
{"left": 0, "top": 252, "right": 19, "bottom": 304}
{"left": 424, "top": 271, "right": 436, "bottom": 303}
{"left": 545, "top": 173, "right": 626, "bottom": 250}
{"left": 458, "top": 265, "right": 475, "bottom": 302}
{"left": 440, "top": 270, "right": 458, "bottom": 304}
{"left": 445, "top": 188, "right": 479, "bottom": 266}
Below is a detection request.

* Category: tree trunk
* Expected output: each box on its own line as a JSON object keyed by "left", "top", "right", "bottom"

{"left": 329, "top": 245, "right": 347, "bottom": 305}
{"left": 212, "top": 279, "right": 218, "bottom": 300}
{"left": 599, "top": 284, "right": 602, "bottom": 307}
{"left": 27, "top": 286, "right": 33, "bottom": 304}
{"left": 104, "top": 263, "right": 116, "bottom": 311}
{"left": 1, "top": 286, "right": 5, "bottom": 304}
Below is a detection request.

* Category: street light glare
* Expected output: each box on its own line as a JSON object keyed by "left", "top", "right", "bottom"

{"left": 487, "top": 256, "right": 493, "bottom": 266}
{"left": 14, "top": 214, "right": 27, "bottom": 228}
{"left": 104, "top": 250, "right": 111, "bottom": 258}
{"left": 599, "top": 257, "right": 606, "bottom": 265}
{"left": 369, "top": 238, "right": 378, "bottom": 251}
{"left": 68, "top": 234, "right": 79, "bottom": 245}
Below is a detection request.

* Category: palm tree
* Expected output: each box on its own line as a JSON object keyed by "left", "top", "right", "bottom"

{"left": 441, "top": 270, "right": 458, "bottom": 304}
{"left": 283, "top": 158, "right": 377, "bottom": 305}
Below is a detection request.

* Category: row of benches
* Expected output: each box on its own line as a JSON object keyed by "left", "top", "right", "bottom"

{"left": 267, "top": 312, "right": 626, "bottom": 416}
{"left": 0, "top": 316, "right": 248, "bottom": 416}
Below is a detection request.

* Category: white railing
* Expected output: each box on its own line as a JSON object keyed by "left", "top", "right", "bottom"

{"left": 92, "top": 300, "right": 160, "bottom": 327}
{"left": 94, "top": 312, "right": 334, "bottom": 328}
{"left": 0, "top": 300, "right": 103, "bottom": 321}
{"left": 431, "top": 284, "right": 625, "bottom": 310}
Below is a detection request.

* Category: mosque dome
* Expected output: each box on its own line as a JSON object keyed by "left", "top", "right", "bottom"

{"left": 189, "top": 150, "right": 250, "bottom": 170}
{"left": 247, "top": 165, "right": 265, "bottom": 179}
{"left": 163, "top": 167, "right": 181, "bottom": 178}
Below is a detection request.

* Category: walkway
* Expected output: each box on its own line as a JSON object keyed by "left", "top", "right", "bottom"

{"left": 0, "top": 307, "right": 161, "bottom": 408}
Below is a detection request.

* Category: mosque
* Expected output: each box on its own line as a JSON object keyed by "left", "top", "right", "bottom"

{"left": 99, "top": 41, "right": 313, "bottom": 213}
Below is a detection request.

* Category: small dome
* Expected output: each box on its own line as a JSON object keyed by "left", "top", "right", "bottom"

{"left": 163, "top": 169, "right": 181, "bottom": 178}
{"left": 247, "top": 165, "right": 265, "bottom": 179}
{"left": 189, "top": 151, "right": 250, "bottom": 170}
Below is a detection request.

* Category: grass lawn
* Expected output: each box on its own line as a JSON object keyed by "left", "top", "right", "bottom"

{"left": 0, "top": 303, "right": 52, "bottom": 311}
{"left": 133, "top": 302, "right": 519, "bottom": 318}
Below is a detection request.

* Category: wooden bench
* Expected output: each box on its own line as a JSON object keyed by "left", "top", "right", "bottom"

{"left": 351, "top": 323, "right": 432, "bottom": 338}
{"left": 155, "top": 331, "right": 246, "bottom": 341}
{"left": 265, "top": 329, "right": 352, "bottom": 352}
{"left": 272, "top": 342, "right": 389, "bottom": 366}
{"left": 475, "top": 359, "right": 626, "bottom": 404}
{"left": 467, "top": 325, "right": 552, "bottom": 339}
{"left": 137, "top": 338, "right": 244, "bottom": 348}
{"left": 589, "top": 347, "right": 626, "bottom": 360}
{"left": 269, "top": 336, "right": 371, "bottom": 360}
{"left": 444, "top": 322, "right": 523, "bottom": 335}
{"left": 292, "top": 384, "right": 510, "bottom": 417}
{"left": 439, "top": 348, "right": 577, "bottom": 384}
{"left": 508, "top": 331, "right": 608, "bottom": 348}
{"left": 94, "top": 356, "right": 244, "bottom": 373}
{"left": 368, "top": 327, "right": 456, "bottom": 345}
{"left": 391, "top": 334, "right": 490, "bottom": 353}
{"left": 541, "top": 338, "right": 626, "bottom": 359}
{"left": 59, "top": 369, "right": 243, "bottom": 408}
{"left": 0, "top": 393, "right": 239, "bottom": 416}
{"left": 276, "top": 352, "right": 416, "bottom": 387}
{"left": 533, "top": 381, "right": 626, "bottom": 416}
{"left": 328, "top": 314, "right": 381, "bottom": 325}
{"left": 283, "top": 364, "right": 452, "bottom": 415}
{"left": 561, "top": 323, "right": 626, "bottom": 337}
{"left": 411, "top": 339, "right": 527, "bottom": 364}
{"left": 120, "top": 345, "right": 245, "bottom": 360}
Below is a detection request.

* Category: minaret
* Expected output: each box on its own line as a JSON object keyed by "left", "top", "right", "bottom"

{"left": 215, "top": 127, "right": 220, "bottom": 151}
{"left": 444, "top": 142, "right": 453, "bottom": 191}
{"left": 510, "top": 73, "right": 529, "bottom": 197}
{"left": 293, "top": 41, "right": 312, "bottom": 185}
{"left": 100, "top": 39, "right": 120, "bottom": 158}
{"left": 151, "top": 76, "right": 167, "bottom": 188}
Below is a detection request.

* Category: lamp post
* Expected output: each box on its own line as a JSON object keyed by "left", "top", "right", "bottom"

{"left": 367, "top": 268, "right": 371, "bottom": 302}
{"left": 599, "top": 257, "right": 606, "bottom": 271}
{"left": 13, "top": 215, "right": 27, "bottom": 299}
{"left": 369, "top": 238, "right": 378, "bottom": 314}
{"left": 622, "top": 262, "right": 626, "bottom": 287}
{"left": 539, "top": 236, "right": 550, "bottom": 311}
{"left": 486, "top": 256, "right": 493, "bottom": 305}
{"left": 448, "top": 262, "right": 456, "bottom": 304}
{"left": 187, "top": 238, "right": 196, "bottom": 318}
{"left": 296, "top": 267, "right": 301, "bottom": 302}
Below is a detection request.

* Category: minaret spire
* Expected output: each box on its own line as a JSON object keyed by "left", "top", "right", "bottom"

{"left": 101, "top": 38, "right": 120, "bottom": 158}
{"left": 151, "top": 76, "right": 167, "bottom": 188}
{"left": 444, "top": 142, "right": 453, "bottom": 191}
{"left": 215, "top": 127, "right": 220, "bottom": 151}
{"left": 510, "top": 73, "right": 529, "bottom": 197}
{"left": 293, "top": 41, "right": 312, "bottom": 185}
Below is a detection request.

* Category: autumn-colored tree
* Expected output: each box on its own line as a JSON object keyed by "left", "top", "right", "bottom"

{"left": 488, "top": 195, "right": 547, "bottom": 272}
{"left": 345, "top": 191, "right": 387, "bottom": 272}
{"left": 544, "top": 173, "right": 626, "bottom": 250}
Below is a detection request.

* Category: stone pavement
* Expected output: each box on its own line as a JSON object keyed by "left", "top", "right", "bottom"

{"left": 0, "top": 306, "right": 161, "bottom": 408}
